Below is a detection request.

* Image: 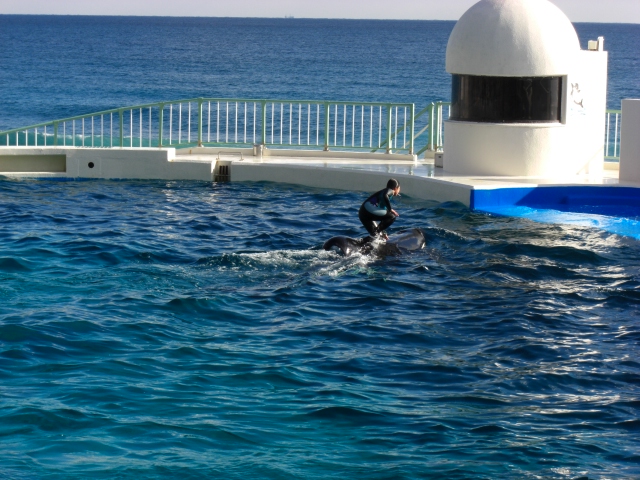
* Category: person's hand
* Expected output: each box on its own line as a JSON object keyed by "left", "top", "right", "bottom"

{"left": 392, "top": 209, "right": 399, "bottom": 217}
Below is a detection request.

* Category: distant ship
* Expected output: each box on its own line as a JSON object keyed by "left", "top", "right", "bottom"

{"left": 284, "top": 15, "right": 294, "bottom": 19}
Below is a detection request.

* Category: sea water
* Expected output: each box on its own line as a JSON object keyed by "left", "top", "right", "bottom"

{"left": 0, "top": 17, "right": 639, "bottom": 131}
{"left": 0, "top": 16, "right": 639, "bottom": 479}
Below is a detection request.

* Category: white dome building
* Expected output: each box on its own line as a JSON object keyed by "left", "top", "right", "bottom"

{"left": 446, "top": 0, "right": 579, "bottom": 77}
{"left": 442, "top": 0, "right": 608, "bottom": 177}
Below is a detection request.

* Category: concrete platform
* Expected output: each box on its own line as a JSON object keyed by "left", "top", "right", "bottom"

{"left": 213, "top": 152, "right": 635, "bottom": 213}
{"left": 0, "top": 146, "right": 637, "bottom": 216}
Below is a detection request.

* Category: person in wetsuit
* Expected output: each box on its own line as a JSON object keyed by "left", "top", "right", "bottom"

{"left": 358, "top": 178, "right": 401, "bottom": 240}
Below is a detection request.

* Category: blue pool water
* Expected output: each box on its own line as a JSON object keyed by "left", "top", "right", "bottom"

{"left": 485, "top": 204, "right": 640, "bottom": 241}
{"left": 471, "top": 186, "right": 640, "bottom": 240}
{"left": 0, "top": 179, "right": 639, "bottom": 479}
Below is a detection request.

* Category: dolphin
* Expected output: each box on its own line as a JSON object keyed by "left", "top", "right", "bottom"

{"left": 323, "top": 228, "right": 426, "bottom": 256}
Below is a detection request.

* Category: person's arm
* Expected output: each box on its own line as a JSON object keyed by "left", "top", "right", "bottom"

{"left": 385, "top": 191, "right": 399, "bottom": 217}
{"left": 383, "top": 191, "right": 394, "bottom": 214}
{"left": 382, "top": 190, "right": 393, "bottom": 212}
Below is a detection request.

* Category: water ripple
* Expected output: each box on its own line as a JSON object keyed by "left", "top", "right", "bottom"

{"left": 0, "top": 179, "right": 638, "bottom": 479}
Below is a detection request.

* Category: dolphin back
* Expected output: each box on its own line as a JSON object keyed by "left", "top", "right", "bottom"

{"left": 323, "top": 229, "right": 425, "bottom": 256}
{"left": 388, "top": 228, "right": 426, "bottom": 251}
{"left": 323, "top": 236, "right": 367, "bottom": 256}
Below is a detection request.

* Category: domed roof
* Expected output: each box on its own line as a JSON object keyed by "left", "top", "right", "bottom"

{"left": 446, "top": 0, "right": 580, "bottom": 77}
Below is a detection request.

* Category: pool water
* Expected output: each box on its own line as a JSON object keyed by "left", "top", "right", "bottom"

{"left": 482, "top": 204, "right": 640, "bottom": 241}
{"left": 0, "top": 179, "right": 639, "bottom": 479}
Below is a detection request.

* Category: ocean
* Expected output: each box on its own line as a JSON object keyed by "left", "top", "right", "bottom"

{"left": 0, "top": 16, "right": 639, "bottom": 131}
{"left": 0, "top": 15, "right": 639, "bottom": 480}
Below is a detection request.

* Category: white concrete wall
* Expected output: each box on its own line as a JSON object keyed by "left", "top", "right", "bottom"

{"left": 444, "top": 122, "right": 569, "bottom": 177}
{"left": 231, "top": 162, "right": 472, "bottom": 206}
{"left": 0, "top": 147, "right": 214, "bottom": 181}
{"left": 443, "top": 50, "right": 608, "bottom": 177}
{"left": 66, "top": 148, "right": 212, "bottom": 180}
{"left": 619, "top": 99, "right": 640, "bottom": 183}
{"left": 566, "top": 50, "right": 608, "bottom": 176}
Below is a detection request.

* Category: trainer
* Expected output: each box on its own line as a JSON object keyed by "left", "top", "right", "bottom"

{"left": 358, "top": 178, "right": 401, "bottom": 240}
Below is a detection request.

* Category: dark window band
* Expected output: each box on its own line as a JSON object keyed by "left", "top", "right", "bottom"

{"left": 450, "top": 75, "right": 563, "bottom": 123}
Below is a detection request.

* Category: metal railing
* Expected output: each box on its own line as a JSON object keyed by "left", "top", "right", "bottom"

{"left": 369, "top": 101, "right": 450, "bottom": 156}
{"left": 605, "top": 109, "right": 621, "bottom": 161}
{"left": 3, "top": 100, "right": 615, "bottom": 161}
{"left": 0, "top": 97, "right": 428, "bottom": 156}
{"left": 422, "top": 102, "right": 449, "bottom": 155}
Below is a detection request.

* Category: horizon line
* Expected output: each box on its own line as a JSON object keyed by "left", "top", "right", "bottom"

{"left": 0, "top": 13, "right": 638, "bottom": 25}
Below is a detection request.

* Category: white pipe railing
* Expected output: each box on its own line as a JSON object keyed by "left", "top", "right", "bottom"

{"left": 1, "top": 98, "right": 623, "bottom": 164}
{"left": 605, "top": 110, "right": 622, "bottom": 161}
{"left": 0, "top": 97, "right": 418, "bottom": 155}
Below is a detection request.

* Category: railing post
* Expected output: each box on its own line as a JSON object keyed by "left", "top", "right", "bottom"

{"left": 158, "top": 104, "right": 164, "bottom": 148}
{"left": 386, "top": 105, "right": 392, "bottom": 154}
{"left": 436, "top": 103, "right": 443, "bottom": 150}
{"left": 119, "top": 110, "right": 124, "bottom": 148}
{"left": 433, "top": 103, "right": 438, "bottom": 151}
{"left": 324, "top": 102, "right": 330, "bottom": 151}
{"left": 197, "top": 98, "right": 203, "bottom": 147}
{"left": 53, "top": 122, "right": 58, "bottom": 147}
{"left": 409, "top": 104, "right": 415, "bottom": 156}
{"left": 261, "top": 101, "right": 267, "bottom": 145}
{"left": 427, "top": 103, "right": 435, "bottom": 151}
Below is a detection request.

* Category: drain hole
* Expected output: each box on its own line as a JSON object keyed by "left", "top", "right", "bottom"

{"left": 215, "top": 164, "right": 230, "bottom": 182}
{"left": 88, "top": 162, "right": 95, "bottom": 169}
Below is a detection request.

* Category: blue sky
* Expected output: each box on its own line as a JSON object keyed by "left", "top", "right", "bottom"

{"left": 0, "top": 0, "right": 638, "bottom": 23}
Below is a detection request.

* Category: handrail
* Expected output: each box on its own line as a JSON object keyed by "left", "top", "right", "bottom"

{"left": 415, "top": 102, "right": 450, "bottom": 156}
{"left": 4, "top": 99, "right": 614, "bottom": 161}
{"left": 0, "top": 97, "right": 414, "bottom": 133}
{"left": 0, "top": 97, "right": 419, "bottom": 155}
{"left": 605, "top": 109, "right": 622, "bottom": 161}
{"left": 371, "top": 104, "right": 430, "bottom": 154}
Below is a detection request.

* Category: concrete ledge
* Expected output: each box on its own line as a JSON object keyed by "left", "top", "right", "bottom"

{"left": 604, "top": 161, "right": 620, "bottom": 171}
{"left": 264, "top": 148, "right": 417, "bottom": 161}
{"left": 0, "top": 147, "right": 214, "bottom": 181}
{"left": 179, "top": 146, "right": 417, "bottom": 161}
{"left": 179, "top": 147, "right": 254, "bottom": 157}
{"left": 231, "top": 162, "right": 472, "bottom": 205}
{"left": 1, "top": 146, "right": 633, "bottom": 219}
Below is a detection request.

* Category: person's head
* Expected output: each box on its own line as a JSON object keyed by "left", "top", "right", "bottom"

{"left": 387, "top": 178, "right": 401, "bottom": 196}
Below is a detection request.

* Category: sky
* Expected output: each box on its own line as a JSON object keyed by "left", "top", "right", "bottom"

{"left": 0, "top": 0, "right": 639, "bottom": 24}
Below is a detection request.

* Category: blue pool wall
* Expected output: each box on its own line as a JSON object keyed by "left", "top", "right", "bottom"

{"left": 471, "top": 185, "right": 640, "bottom": 216}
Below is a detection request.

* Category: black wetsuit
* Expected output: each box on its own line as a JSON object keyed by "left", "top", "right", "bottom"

{"left": 358, "top": 187, "right": 397, "bottom": 236}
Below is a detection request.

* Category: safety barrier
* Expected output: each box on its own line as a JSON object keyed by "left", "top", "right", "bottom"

{"left": 0, "top": 100, "right": 620, "bottom": 161}
{"left": 605, "top": 109, "right": 621, "bottom": 161}
{"left": 0, "top": 98, "right": 422, "bottom": 155}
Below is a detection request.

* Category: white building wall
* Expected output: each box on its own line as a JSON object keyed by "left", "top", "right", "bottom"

{"left": 443, "top": 122, "right": 569, "bottom": 177}
{"left": 619, "top": 99, "right": 640, "bottom": 183}
{"left": 565, "top": 50, "right": 608, "bottom": 176}
{"left": 443, "top": 50, "right": 608, "bottom": 177}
